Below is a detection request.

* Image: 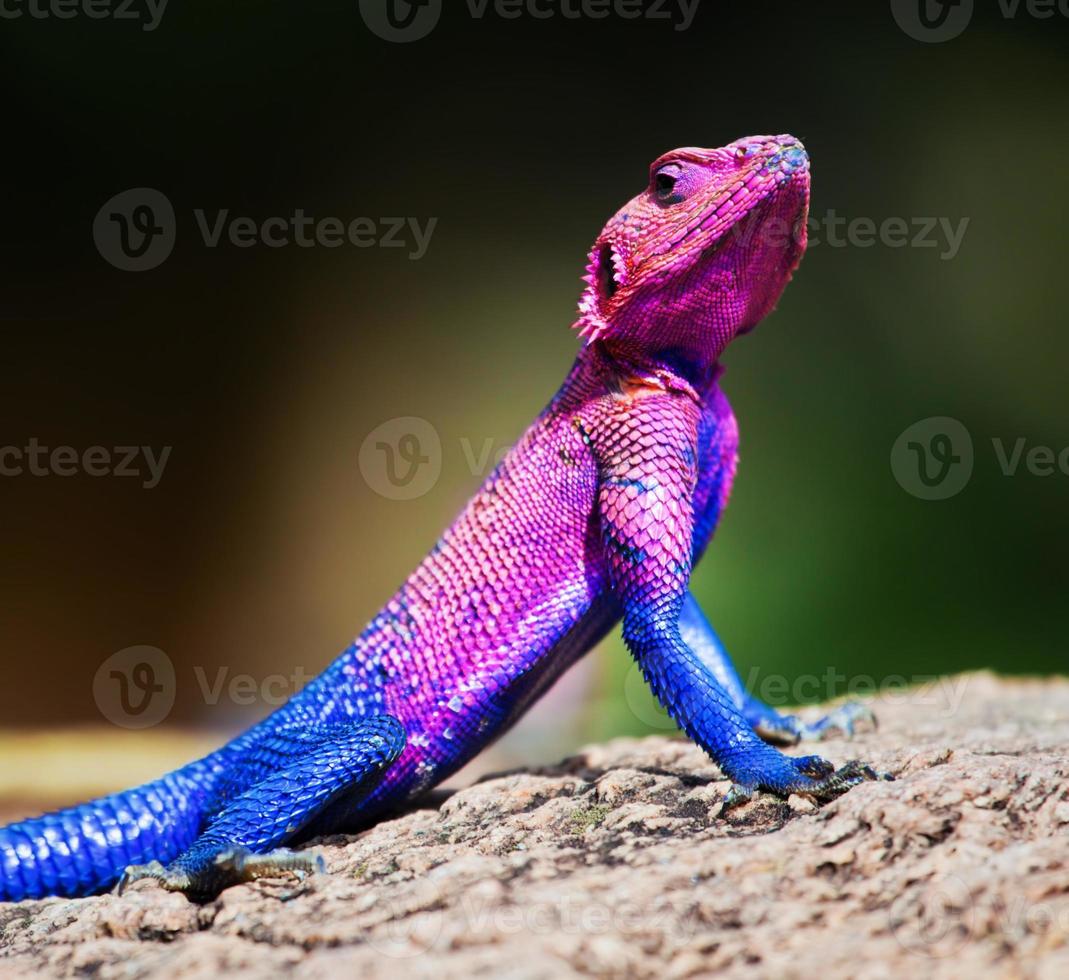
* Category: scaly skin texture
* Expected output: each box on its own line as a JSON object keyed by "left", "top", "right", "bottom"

{"left": 0, "top": 135, "right": 886, "bottom": 902}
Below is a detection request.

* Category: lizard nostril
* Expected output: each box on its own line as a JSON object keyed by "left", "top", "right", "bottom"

{"left": 783, "top": 146, "right": 808, "bottom": 171}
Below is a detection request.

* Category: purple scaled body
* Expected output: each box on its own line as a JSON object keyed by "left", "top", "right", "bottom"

{"left": 0, "top": 135, "right": 886, "bottom": 901}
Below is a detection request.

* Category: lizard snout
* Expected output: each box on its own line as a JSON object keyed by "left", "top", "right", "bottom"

{"left": 732, "top": 134, "right": 809, "bottom": 177}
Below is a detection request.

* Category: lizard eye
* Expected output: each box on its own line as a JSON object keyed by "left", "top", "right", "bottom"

{"left": 652, "top": 163, "right": 684, "bottom": 204}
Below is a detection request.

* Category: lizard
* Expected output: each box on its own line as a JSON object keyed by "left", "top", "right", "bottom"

{"left": 0, "top": 134, "right": 888, "bottom": 902}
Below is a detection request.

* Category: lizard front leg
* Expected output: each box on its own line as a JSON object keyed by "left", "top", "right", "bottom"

{"left": 594, "top": 392, "right": 889, "bottom": 808}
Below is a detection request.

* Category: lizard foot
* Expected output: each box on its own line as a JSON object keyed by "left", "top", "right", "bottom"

{"left": 791, "top": 701, "right": 877, "bottom": 741}
{"left": 719, "top": 754, "right": 893, "bottom": 816}
{"left": 750, "top": 715, "right": 803, "bottom": 746}
{"left": 116, "top": 847, "right": 324, "bottom": 897}
{"left": 790, "top": 756, "right": 893, "bottom": 800}
{"left": 752, "top": 701, "right": 876, "bottom": 746}
{"left": 213, "top": 846, "right": 325, "bottom": 885}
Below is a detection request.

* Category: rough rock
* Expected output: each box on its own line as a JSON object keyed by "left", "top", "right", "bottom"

{"left": 1, "top": 673, "right": 1067, "bottom": 979}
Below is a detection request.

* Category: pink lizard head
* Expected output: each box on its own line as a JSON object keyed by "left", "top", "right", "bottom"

{"left": 575, "top": 134, "right": 811, "bottom": 376}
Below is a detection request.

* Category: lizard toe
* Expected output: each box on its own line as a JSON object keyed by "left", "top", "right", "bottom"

{"left": 790, "top": 758, "right": 894, "bottom": 802}
{"left": 794, "top": 701, "right": 878, "bottom": 741}
{"left": 214, "top": 846, "right": 325, "bottom": 884}
{"left": 115, "top": 860, "right": 192, "bottom": 896}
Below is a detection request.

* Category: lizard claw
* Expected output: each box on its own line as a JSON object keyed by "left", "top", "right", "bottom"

{"left": 115, "top": 860, "right": 191, "bottom": 896}
{"left": 718, "top": 783, "right": 755, "bottom": 815}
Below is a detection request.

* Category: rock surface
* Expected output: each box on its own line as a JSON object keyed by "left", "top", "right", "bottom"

{"left": 1, "top": 673, "right": 1067, "bottom": 979}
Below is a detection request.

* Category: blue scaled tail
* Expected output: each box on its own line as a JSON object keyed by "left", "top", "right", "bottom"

{"left": 0, "top": 714, "right": 406, "bottom": 901}
{"left": 0, "top": 762, "right": 216, "bottom": 901}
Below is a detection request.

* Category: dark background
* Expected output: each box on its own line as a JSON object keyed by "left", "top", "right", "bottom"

{"left": 1, "top": 1, "right": 1066, "bottom": 751}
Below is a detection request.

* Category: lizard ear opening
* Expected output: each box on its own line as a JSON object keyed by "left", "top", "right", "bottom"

{"left": 596, "top": 242, "right": 619, "bottom": 303}
{"left": 573, "top": 242, "right": 619, "bottom": 341}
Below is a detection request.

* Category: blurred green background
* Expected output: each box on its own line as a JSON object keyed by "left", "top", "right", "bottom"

{"left": 1, "top": 2, "right": 1066, "bottom": 798}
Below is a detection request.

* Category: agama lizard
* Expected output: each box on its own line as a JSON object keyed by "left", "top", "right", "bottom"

{"left": 0, "top": 135, "right": 887, "bottom": 902}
